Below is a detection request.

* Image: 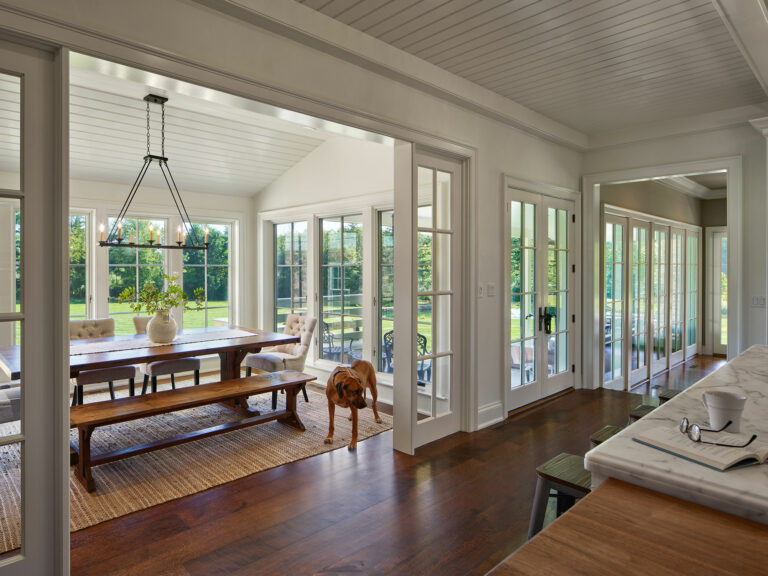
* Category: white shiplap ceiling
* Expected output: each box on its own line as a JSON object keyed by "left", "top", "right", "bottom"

{"left": 297, "top": 0, "right": 768, "bottom": 134}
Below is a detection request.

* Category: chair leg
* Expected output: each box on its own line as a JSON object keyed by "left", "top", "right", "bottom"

{"left": 272, "top": 390, "right": 278, "bottom": 410}
{"left": 108, "top": 382, "right": 115, "bottom": 400}
{"left": 151, "top": 376, "right": 157, "bottom": 394}
{"left": 129, "top": 378, "right": 135, "bottom": 397}
{"left": 194, "top": 370, "right": 200, "bottom": 385}
{"left": 246, "top": 366, "right": 252, "bottom": 377}
{"left": 170, "top": 373, "right": 176, "bottom": 390}
{"left": 78, "top": 385, "right": 84, "bottom": 406}
{"left": 142, "top": 375, "right": 149, "bottom": 395}
{"left": 71, "top": 385, "right": 79, "bottom": 407}
{"left": 302, "top": 384, "right": 309, "bottom": 403}
{"left": 528, "top": 476, "right": 551, "bottom": 539}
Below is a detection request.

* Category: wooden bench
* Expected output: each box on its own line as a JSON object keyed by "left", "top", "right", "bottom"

{"left": 70, "top": 369, "right": 316, "bottom": 492}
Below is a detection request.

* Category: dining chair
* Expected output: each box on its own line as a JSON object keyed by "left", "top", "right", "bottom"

{"left": 244, "top": 314, "right": 317, "bottom": 409}
{"left": 70, "top": 318, "right": 137, "bottom": 406}
{"left": 133, "top": 316, "right": 200, "bottom": 393}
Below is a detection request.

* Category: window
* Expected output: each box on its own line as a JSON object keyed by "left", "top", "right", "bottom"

{"left": 604, "top": 220, "right": 624, "bottom": 384}
{"left": 378, "top": 210, "right": 394, "bottom": 373}
{"left": 274, "top": 222, "right": 307, "bottom": 332}
{"left": 69, "top": 214, "right": 88, "bottom": 319}
{"left": 320, "top": 215, "right": 362, "bottom": 363}
{"left": 686, "top": 232, "right": 698, "bottom": 348}
{"left": 108, "top": 217, "right": 166, "bottom": 335}
{"left": 183, "top": 223, "right": 231, "bottom": 329}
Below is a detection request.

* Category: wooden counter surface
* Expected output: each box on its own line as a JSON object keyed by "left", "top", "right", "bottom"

{"left": 488, "top": 478, "right": 768, "bottom": 576}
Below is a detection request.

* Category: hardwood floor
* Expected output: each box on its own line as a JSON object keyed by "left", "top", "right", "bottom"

{"left": 70, "top": 358, "right": 724, "bottom": 575}
{"left": 630, "top": 354, "right": 726, "bottom": 396}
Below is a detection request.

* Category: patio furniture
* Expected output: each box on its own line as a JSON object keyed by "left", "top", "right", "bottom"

{"left": 321, "top": 320, "right": 342, "bottom": 361}
{"left": 70, "top": 318, "right": 137, "bottom": 406}
{"left": 511, "top": 344, "right": 536, "bottom": 382}
{"left": 244, "top": 315, "right": 317, "bottom": 409}
{"left": 70, "top": 369, "right": 316, "bottom": 492}
{"left": 382, "top": 330, "right": 431, "bottom": 385}
{"left": 133, "top": 316, "right": 200, "bottom": 394}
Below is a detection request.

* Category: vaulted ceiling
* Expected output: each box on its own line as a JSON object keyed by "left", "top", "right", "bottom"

{"left": 297, "top": 0, "right": 768, "bottom": 134}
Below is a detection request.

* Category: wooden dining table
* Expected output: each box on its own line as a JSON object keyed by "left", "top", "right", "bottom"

{"left": 0, "top": 325, "right": 299, "bottom": 382}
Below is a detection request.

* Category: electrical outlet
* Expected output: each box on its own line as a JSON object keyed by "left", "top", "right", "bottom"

{"left": 486, "top": 282, "right": 496, "bottom": 297}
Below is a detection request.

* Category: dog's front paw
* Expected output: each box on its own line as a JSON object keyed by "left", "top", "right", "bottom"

{"left": 375, "top": 417, "right": 383, "bottom": 424}
{"left": 324, "top": 437, "right": 333, "bottom": 444}
{"left": 347, "top": 444, "right": 357, "bottom": 451}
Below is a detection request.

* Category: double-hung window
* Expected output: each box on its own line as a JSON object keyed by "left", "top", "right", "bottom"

{"left": 69, "top": 213, "right": 89, "bottom": 320}
{"left": 183, "top": 223, "right": 231, "bottom": 329}
{"left": 320, "top": 215, "right": 363, "bottom": 364}
{"left": 274, "top": 221, "right": 307, "bottom": 332}
{"left": 107, "top": 217, "right": 166, "bottom": 335}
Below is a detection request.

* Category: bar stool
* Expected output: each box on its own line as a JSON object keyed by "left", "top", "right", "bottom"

{"left": 629, "top": 404, "right": 656, "bottom": 423}
{"left": 528, "top": 453, "right": 591, "bottom": 539}
{"left": 589, "top": 425, "right": 623, "bottom": 448}
{"left": 659, "top": 389, "right": 682, "bottom": 404}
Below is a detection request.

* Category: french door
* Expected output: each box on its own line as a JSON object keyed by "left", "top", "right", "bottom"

{"left": 602, "top": 215, "right": 626, "bottom": 390}
{"left": 710, "top": 228, "right": 728, "bottom": 355}
{"left": 668, "top": 227, "right": 685, "bottom": 366}
{"left": 505, "top": 188, "right": 574, "bottom": 410}
{"left": 0, "top": 37, "right": 67, "bottom": 574}
{"left": 651, "top": 224, "right": 669, "bottom": 376}
{"left": 629, "top": 221, "right": 650, "bottom": 386}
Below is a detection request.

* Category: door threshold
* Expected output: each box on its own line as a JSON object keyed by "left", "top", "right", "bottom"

{"left": 507, "top": 388, "right": 574, "bottom": 419}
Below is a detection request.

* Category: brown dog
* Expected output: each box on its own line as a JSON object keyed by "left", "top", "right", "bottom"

{"left": 325, "top": 359, "right": 382, "bottom": 451}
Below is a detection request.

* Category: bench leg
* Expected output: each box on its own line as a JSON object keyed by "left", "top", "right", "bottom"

{"left": 76, "top": 425, "right": 96, "bottom": 492}
{"left": 194, "top": 370, "right": 200, "bottom": 386}
{"left": 129, "top": 378, "right": 135, "bottom": 397}
{"left": 279, "top": 387, "right": 305, "bottom": 431}
{"left": 108, "top": 381, "right": 115, "bottom": 400}
{"left": 302, "top": 384, "right": 309, "bottom": 403}
{"left": 528, "top": 476, "right": 551, "bottom": 539}
{"left": 272, "top": 390, "right": 278, "bottom": 410}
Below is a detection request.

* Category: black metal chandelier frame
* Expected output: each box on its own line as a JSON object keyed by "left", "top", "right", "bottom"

{"left": 99, "top": 94, "right": 208, "bottom": 251}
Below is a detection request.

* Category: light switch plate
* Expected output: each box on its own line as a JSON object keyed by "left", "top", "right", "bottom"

{"left": 486, "top": 282, "right": 496, "bottom": 297}
{"left": 751, "top": 295, "right": 766, "bottom": 307}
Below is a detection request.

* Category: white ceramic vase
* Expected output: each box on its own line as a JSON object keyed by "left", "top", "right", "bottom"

{"left": 147, "top": 310, "right": 178, "bottom": 344}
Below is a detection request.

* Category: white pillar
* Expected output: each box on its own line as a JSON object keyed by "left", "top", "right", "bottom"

{"left": 750, "top": 117, "right": 768, "bottom": 343}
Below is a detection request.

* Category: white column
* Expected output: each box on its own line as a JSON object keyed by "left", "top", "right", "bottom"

{"left": 750, "top": 117, "right": 768, "bottom": 343}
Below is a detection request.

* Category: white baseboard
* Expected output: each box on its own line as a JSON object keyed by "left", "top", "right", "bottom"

{"left": 477, "top": 401, "right": 505, "bottom": 430}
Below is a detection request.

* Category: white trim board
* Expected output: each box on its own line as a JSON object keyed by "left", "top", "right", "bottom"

{"left": 583, "top": 156, "right": 742, "bottom": 389}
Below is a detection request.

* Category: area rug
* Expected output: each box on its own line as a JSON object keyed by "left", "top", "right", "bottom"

{"left": 0, "top": 376, "right": 392, "bottom": 553}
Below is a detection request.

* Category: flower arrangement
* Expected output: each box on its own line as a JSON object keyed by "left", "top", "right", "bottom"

{"left": 118, "top": 273, "right": 205, "bottom": 314}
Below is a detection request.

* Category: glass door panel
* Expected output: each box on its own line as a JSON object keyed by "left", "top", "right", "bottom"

{"left": 651, "top": 226, "right": 669, "bottom": 375}
{"left": 629, "top": 222, "right": 650, "bottom": 386}
{"left": 712, "top": 230, "right": 728, "bottom": 355}
{"left": 669, "top": 229, "right": 685, "bottom": 366}
{"left": 685, "top": 231, "right": 699, "bottom": 358}
{"left": 506, "top": 189, "right": 574, "bottom": 409}
{"left": 603, "top": 217, "right": 625, "bottom": 389}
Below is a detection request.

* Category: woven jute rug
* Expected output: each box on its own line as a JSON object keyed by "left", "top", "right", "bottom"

{"left": 0, "top": 377, "right": 391, "bottom": 553}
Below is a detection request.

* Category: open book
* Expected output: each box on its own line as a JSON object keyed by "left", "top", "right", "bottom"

{"left": 633, "top": 425, "right": 768, "bottom": 471}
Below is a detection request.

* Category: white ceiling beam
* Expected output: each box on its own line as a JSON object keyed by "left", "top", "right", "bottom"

{"left": 712, "top": 0, "right": 768, "bottom": 97}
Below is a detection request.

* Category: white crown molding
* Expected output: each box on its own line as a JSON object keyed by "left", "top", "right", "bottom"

{"left": 588, "top": 103, "right": 768, "bottom": 150}
{"left": 652, "top": 176, "right": 728, "bottom": 200}
{"left": 190, "top": 0, "right": 589, "bottom": 151}
{"left": 751, "top": 116, "right": 768, "bottom": 136}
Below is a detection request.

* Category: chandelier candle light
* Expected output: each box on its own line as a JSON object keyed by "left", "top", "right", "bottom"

{"left": 98, "top": 94, "right": 208, "bottom": 251}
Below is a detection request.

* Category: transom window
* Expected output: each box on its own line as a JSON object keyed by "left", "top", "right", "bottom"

{"left": 274, "top": 221, "right": 307, "bottom": 332}
{"left": 183, "top": 223, "right": 231, "bottom": 329}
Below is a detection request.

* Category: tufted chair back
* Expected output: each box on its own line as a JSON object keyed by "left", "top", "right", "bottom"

{"left": 133, "top": 316, "right": 151, "bottom": 335}
{"left": 69, "top": 318, "right": 115, "bottom": 340}
{"left": 273, "top": 315, "right": 317, "bottom": 362}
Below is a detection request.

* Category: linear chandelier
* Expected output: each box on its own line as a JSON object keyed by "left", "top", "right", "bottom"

{"left": 98, "top": 94, "right": 208, "bottom": 251}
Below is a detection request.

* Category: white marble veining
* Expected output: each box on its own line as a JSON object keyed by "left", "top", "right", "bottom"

{"left": 586, "top": 345, "right": 768, "bottom": 524}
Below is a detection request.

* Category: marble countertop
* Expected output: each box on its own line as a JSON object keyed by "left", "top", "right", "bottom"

{"left": 585, "top": 345, "right": 768, "bottom": 524}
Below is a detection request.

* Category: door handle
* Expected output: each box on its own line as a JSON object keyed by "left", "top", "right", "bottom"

{"left": 540, "top": 307, "right": 557, "bottom": 334}
{"left": 538, "top": 307, "right": 545, "bottom": 331}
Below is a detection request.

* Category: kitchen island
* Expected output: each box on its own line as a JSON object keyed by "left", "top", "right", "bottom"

{"left": 585, "top": 345, "right": 768, "bottom": 524}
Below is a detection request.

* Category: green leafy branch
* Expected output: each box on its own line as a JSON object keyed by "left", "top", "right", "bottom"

{"left": 118, "top": 273, "right": 205, "bottom": 315}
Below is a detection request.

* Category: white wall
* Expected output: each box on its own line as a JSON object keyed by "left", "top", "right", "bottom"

{"left": 584, "top": 124, "right": 767, "bottom": 350}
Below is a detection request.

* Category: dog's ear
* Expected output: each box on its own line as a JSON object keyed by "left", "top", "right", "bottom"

{"left": 335, "top": 378, "right": 344, "bottom": 399}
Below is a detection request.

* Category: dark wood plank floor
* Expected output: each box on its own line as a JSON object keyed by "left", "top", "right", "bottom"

{"left": 70, "top": 357, "right": 724, "bottom": 576}
{"left": 631, "top": 354, "right": 726, "bottom": 396}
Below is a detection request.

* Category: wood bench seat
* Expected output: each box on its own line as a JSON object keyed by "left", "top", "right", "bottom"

{"left": 70, "top": 369, "right": 316, "bottom": 492}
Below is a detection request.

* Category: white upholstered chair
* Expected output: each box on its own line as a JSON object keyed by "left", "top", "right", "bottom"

{"left": 244, "top": 314, "right": 317, "bottom": 409}
{"left": 133, "top": 316, "right": 200, "bottom": 393}
{"left": 69, "top": 318, "right": 137, "bottom": 405}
